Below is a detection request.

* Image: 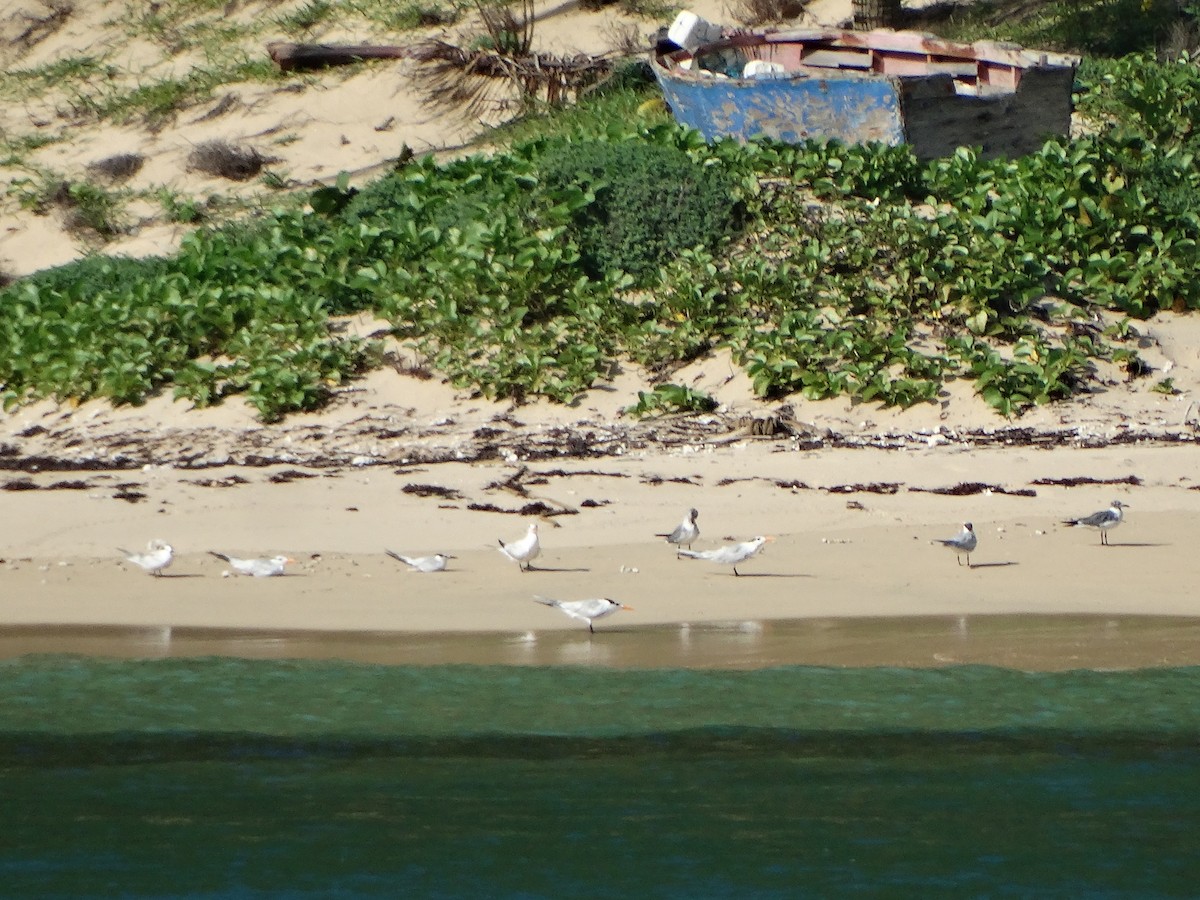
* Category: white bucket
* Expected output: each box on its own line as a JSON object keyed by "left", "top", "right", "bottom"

{"left": 667, "top": 11, "right": 723, "bottom": 53}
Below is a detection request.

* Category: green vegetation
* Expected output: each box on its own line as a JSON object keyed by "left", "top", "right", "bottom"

{"left": 926, "top": 0, "right": 1193, "bottom": 56}
{"left": 538, "top": 138, "right": 743, "bottom": 283}
{"left": 8, "top": 172, "right": 130, "bottom": 241}
{"left": 2, "top": 2, "right": 1200, "bottom": 421}
{"left": 626, "top": 383, "right": 718, "bottom": 417}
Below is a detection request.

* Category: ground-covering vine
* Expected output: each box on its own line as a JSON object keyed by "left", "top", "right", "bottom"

{"left": 3, "top": 49, "right": 1200, "bottom": 420}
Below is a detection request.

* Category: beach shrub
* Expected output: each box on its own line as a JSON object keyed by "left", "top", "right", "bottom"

{"left": 538, "top": 138, "right": 743, "bottom": 284}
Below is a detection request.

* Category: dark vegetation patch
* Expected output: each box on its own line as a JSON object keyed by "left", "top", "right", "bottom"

{"left": 538, "top": 139, "right": 743, "bottom": 285}
{"left": 186, "top": 140, "right": 275, "bottom": 181}
{"left": 1029, "top": 475, "right": 1143, "bottom": 487}
{"left": 467, "top": 501, "right": 576, "bottom": 516}
{"left": 48, "top": 479, "right": 90, "bottom": 490}
{"left": 402, "top": 483, "right": 463, "bottom": 499}
{"left": 269, "top": 469, "right": 318, "bottom": 483}
{"left": 640, "top": 475, "right": 701, "bottom": 485}
{"left": 775, "top": 479, "right": 812, "bottom": 490}
{"left": 86, "top": 153, "right": 145, "bottom": 182}
{"left": 538, "top": 469, "right": 629, "bottom": 479}
{"left": 825, "top": 483, "right": 902, "bottom": 495}
{"left": 910, "top": 482, "right": 1038, "bottom": 497}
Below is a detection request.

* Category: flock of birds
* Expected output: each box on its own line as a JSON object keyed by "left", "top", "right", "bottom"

{"left": 116, "top": 498, "right": 1130, "bottom": 634}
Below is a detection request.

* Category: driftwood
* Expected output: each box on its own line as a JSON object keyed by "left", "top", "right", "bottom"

{"left": 267, "top": 41, "right": 412, "bottom": 72}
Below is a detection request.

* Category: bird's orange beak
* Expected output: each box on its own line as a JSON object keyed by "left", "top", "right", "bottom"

{"left": 621, "top": 604, "right": 635, "bottom": 611}
{"left": 765, "top": 536, "right": 776, "bottom": 542}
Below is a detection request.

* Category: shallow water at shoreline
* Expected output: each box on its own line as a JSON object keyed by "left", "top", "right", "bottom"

{"left": 2, "top": 613, "right": 1199, "bottom": 670}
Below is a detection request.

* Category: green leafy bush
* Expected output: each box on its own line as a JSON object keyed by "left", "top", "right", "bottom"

{"left": 538, "top": 138, "right": 743, "bottom": 284}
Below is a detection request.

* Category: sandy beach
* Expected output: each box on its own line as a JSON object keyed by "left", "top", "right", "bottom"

{"left": 1, "top": 419, "right": 1198, "bottom": 666}
{"left": 3, "top": 0, "right": 1200, "bottom": 667}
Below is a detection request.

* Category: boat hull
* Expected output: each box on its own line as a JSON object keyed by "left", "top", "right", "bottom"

{"left": 651, "top": 29, "right": 1077, "bottom": 160}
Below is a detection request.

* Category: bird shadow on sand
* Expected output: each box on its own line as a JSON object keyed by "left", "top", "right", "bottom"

{"left": 1094, "top": 542, "right": 1167, "bottom": 548}
{"left": 149, "top": 573, "right": 204, "bottom": 579}
{"left": 966, "top": 561, "right": 1018, "bottom": 569}
{"left": 521, "top": 565, "right": 591, "bottom": 573}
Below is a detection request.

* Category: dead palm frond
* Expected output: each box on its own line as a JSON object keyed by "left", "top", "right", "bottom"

{"left": 412, "top": 0, "right": 613, "bottom": 116}
{"left": 412, "top": 40, "right": 613, "bottom": 115}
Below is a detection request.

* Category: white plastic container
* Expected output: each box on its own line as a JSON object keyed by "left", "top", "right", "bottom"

{"left": 743, "top": 60, "right": 786, "bottom": 79}
{"left": 667, "top": 11, "right": 723, "bottom": 53}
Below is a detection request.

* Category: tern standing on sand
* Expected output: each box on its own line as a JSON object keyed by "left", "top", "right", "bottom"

{"left": 678, "top": 536, "right": 774, "bottom": 576}
{"left": 119, "top": 540, "right": 174, "bottom": 577}
{"left": 386, "top": 550, "right": 454, "bottom": 573}
{"left": 934, "top": 522, "right": 977, "bottom": 567}
{"left": 657, "top": 508, "right": 700, "bottom": 553}
{"left": 499, "top": 522, "right": 541, "bottom": 572}
{"left": 1062, "top": 500, "right": 1127, "bottom": 545}
{"left": 533, "top": 596, "right": 633, "bottom": 633}
{"left": 209, "top": 552, "right": 293, "bottom": 577}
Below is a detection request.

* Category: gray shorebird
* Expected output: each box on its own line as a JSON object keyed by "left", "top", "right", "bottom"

{"left": 657, "top": 507, "right": 700, "bottom": 553}
{"left": 386, "top": 550, "right": 454, "bottom": 573}
{"left": 499, "top": 522, "right": 540, "bottom": 572}
{"left": 209, "top": 552, "right": 293, "bottom": 577}
{"left": 533, "top": 595, "right": 633, "bottom": 633}
{"left": 678, "top": 536, "right": 774, "bottom": 576}
{"left": 934, "top": 522, "right": 977, "bottom": 567}
{"left": 118, "top": 540, "right": 174, "bottom": 576}
{"left": 1062, "top": 500, "right": 1127, "bottom": 546}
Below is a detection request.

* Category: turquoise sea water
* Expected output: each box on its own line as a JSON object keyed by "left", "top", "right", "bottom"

{"left": 2, "top": 656, "right": 1200, "bottom": 897}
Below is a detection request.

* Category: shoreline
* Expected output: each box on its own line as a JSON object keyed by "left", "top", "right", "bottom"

{"left": 0, "top": 439, "right": 1196, "bottom": 666}
{"left": 3, "top": 614, "right": 1199, "bottom": 670}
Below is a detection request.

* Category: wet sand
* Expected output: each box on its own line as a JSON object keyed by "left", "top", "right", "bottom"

{"left": 3, "top": 615, "right": 1199, "bottom": 671}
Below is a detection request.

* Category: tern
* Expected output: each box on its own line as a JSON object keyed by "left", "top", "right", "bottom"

{"left": 386, "top": 549, "right": 454, "bottom": 573}
{"left": 499, "top": 522, "right": 540, "bottom": 572}
{"left": 118, "top": 540, "right": 174, "bottom": 577}
{"left": 208, "top": 552, "right": 293, "bottom": 577}
{"left": 656, "top": 507, "right": 700, "bottom": 553}
{"left": 1062, "top": 499, "right": 1127, "bottom": 545}
{"left": 934, "top": 522, "right": 977, "bottom": 567}
{"left": 533, "top": 595, "right": 633, "bottom": 633}
{"left": 678, "top": 536, "right": 774, "bottom": 576}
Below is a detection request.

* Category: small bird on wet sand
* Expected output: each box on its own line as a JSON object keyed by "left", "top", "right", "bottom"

{"left": 678, "top": 536, "right": 774, "bottom": 576}
{"left": 208, "top": 552, "right": 293, "bottom": 577}
{"left": 934, "top": 522, "right": 977, "bottom": 567}
{"left": 533, "top": 595, "right": 634, "bottom": 634}
{"left": 118, "top": 540, "right": 174, "bottom": 577}
{"left": 386, "top": 550, "right": 454, "bottom": 573}
{"left": 657, "top": 508, "right": 700, "bottom": 553}
{"left": 1062, "top": 500, "right": 1128, "bottom": 546}
{"left": 499, "top": 522, "right": 540, "bottom": 572}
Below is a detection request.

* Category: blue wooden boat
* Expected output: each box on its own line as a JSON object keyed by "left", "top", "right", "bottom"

{"left": 651, "top": 23, "right": 1079, "bottom": 160}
